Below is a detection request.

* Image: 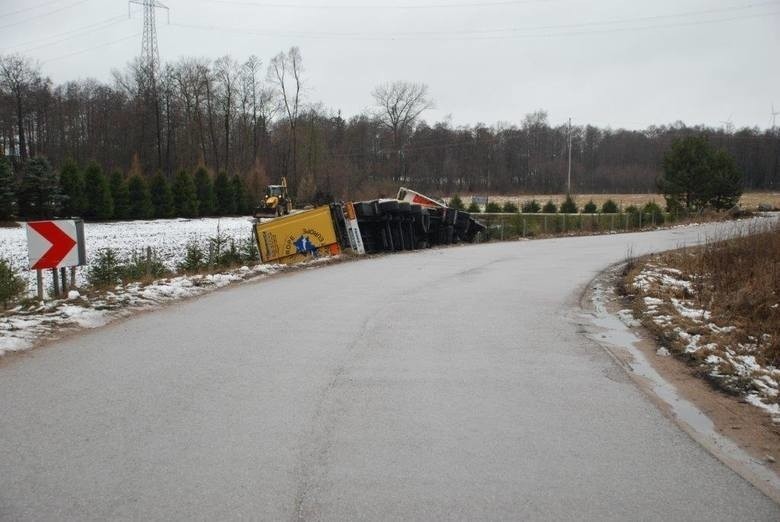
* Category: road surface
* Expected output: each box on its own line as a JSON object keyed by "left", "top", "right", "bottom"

{"left": 2, "top": 222, "right": 778, "bottom": 520}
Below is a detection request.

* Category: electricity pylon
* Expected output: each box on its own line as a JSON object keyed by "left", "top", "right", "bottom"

{"left": 128, "top": 0, "right": 168, "bottom": 87}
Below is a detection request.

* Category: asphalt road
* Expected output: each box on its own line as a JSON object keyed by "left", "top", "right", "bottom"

{"left": 2, "top": 222, "right": 778, "bottom": 521}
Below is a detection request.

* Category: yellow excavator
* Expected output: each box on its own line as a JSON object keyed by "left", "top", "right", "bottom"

{"left": 255, "top": 177, "right": 293, "bottom": 218}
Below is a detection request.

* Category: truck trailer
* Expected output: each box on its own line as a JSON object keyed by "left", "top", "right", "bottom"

{"left": 253, "top": 189, "right": 485, "bottom": 265}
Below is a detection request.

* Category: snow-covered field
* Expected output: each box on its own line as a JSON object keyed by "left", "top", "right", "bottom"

{"left": 0, "top": 217, "right": 256, "bottom": 295}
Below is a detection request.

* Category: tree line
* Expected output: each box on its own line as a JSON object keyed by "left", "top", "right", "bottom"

{"left": 0, "top": 156, "right": 252, "bottom": 221}
{"left": 1, "top": 48, "right": 779, "bottom": 211}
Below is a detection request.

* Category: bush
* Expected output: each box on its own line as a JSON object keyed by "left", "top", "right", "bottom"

{"left": 485, "top": 201, "right": 502, "bottom": 213}
{"left": 542, "top": 200, "right": 557, "bottom": 213}
{"left": 583, "top": 200, "right": 597, "bottom": 213}
{"left": 602, "top": 199, "right": 619, "bottom": 213}
{"left": 502, "top": 201, "right": 519, "bottom": 213}
{"left": 625, "top": 205, "right": 639, "bottom": 214}
{"left": 0, "top": 259, "right": 26, "bottom": 309}
{"left": 122, "top": 248, "right": 169, "bottom": 280}
{"left": 560, "top": 194, "right": 578, "bottom": 214}
{"left": 448, "top": 194, "right": 465, "bottom": 210}
{"left": 643, "top": 201, "right": 665, "bottom": 224}
{"left": 178, "top": 241, "right": 206, "bottom": 273}
{"left": 521, "top": 199, "right": 541, "bottom": 213}
{"left": 216, "top": 239, "right": 243, "bottom": 267}
{"left": 467, "top": 201, "right": 481, "bottom": 213}
{"left": 241, "top": 236, "right": 260, "bottom": 263}
{"left": 88, "top": 248, "right": 123, "bottom": 287}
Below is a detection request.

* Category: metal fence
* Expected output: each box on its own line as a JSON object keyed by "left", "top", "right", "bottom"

{"left": 473, "top": 212, "right": 679, "bottom": 241}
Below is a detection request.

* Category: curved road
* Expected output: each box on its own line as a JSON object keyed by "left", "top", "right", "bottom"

{"left": 1, "top": 223, "right": 778, "bottom": 520}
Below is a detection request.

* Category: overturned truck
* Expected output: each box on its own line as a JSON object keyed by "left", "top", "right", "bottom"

{"left": 254, "top": 187, "right": 486, "bottom": 264}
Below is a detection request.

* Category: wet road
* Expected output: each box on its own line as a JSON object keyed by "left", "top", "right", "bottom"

{"left": 1, "top": 222, "right": 778, "bottom": 520}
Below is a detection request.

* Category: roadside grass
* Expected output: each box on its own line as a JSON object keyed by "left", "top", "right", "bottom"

{"left": 684, "top": 222, "right": 780, "bottom": 365}
{"left": 623, "top": 221, "right": 780, "bottom": 412}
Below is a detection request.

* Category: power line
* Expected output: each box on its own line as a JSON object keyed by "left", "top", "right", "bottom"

{"left": 39, "top": 33, "right": 140, "bottom": 64}
{"left": 209, "top": 0, "right": 557, "bottom": 9}
{"left": 0, "top": 0, "right": 91, "bottom": 31}
{"left": 4, "top": 0, "right": 66, "bottom": 18}
{"left": 170, "top": 7, "right": 780, "bottom": 41}
{"left": 9, "top": 16, "right": 129, "bottom": 54}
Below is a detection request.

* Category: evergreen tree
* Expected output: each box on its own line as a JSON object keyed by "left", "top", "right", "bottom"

{"left": 173, "top": 170, "right": 199, "bottom": 217}
{"left": 448, "top": 194, "right": 465, "bottom": 210}
{"left": 707, "top": 149, "right": 743, "bottom": 210}
{"left": 149, "top": 171, "right": 175, "bottom": 218}
{"left": 0, "top": 158, "right": 17, "bottom": 221}
{"left": 213, "top": 171, "right": 235, "bottom": 215}
{"left": 127, "top": 174, "right": 153, "bottom": 219}
{"left": 109, "top": 171, "right": 130, "bottom": 220}
{"left": 485, "top": 201, "right": 502, "bottom": 213}
{"left": 601, "top": 199, "right": 619, "bottom": 213}
{"left": 83, "top": 161, "right": 113, "bottom": 220}
{"left": 659, "top": 136, "right": 742, "bottom": 211}
{"left": 560, "top": 194, "right": 578, "bottom": 213}
{"left": 231, "top": 174, "right": 251, "bottom": 215}
{"left": 18, "top": 157, "right": 62, "bottom": 219}
{"left": 194, "top": 166, "right": 215, "bottom": 216}
{"left": 58, "top": 159, "right": 86, "bottom": 217}
{"left": 521, "top": 199, "right": 541, "bottom": 213}
{"left": 583, "top": 200, "right": 598, "bottom": 213}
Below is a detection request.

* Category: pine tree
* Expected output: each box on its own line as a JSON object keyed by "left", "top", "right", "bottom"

{"left": 0, "top": 158, "right": 17, "bottom": 221}
{"left": 18, "top": 157, "right": 62, "bottom": 219}
{"left": 83, "top": 161, "right": 113, "bottom": 220}
{"left": 448, "top": 194, "right": 465, "bottom": 210}
{"left": 560, "top": 194, "right": 578, "bottom": 214}
{"left": 213, "top": 171, "right": 235, "bottom": 215}
{"left": 230, "top": 174, "right": 251, "bottom": 215}
{"left": 109, "top": 171, "right": 130, "bottom": 220}
{"left": 194, "top": 166, "right": 215, "bottom": 216}
{"left": 58, "top": 159, "right": 86, "bottom": 217}
{"left": 173, "top": 170, "right": 199, "bottom": 218}
{"left": 659, "top": 136, "right": 741, "bottom": 211}
{"left": 150, "top": 171, "right": 175, "bottom": 218}
{"left": 127, "top": 174, "right": 153, "bottom": 220}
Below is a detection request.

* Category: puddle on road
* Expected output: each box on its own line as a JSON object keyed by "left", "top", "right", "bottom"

{"left": 581, "top": 266, "right": 780, "bottom": 501}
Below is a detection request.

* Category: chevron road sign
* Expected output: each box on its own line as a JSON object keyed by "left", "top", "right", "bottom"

{"left": 25, "top": 220, "right": 86, "bottom": 270}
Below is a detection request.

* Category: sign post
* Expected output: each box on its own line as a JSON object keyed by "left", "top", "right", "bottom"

{"left": 25, "top": 219, "right": 86, "bottom": 300}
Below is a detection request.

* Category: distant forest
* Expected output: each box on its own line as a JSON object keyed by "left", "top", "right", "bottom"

{"left": 1, "top": 48, "right": 779, "bottom": 204}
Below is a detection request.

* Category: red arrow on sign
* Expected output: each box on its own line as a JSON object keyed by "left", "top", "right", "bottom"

{"left": 28, "top": 221, "right": 77, "bottom": 270}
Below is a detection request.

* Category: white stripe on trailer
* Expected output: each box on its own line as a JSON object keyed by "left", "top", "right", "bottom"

{"left": 343, "top": 202, "right": 366, "bottom": 255}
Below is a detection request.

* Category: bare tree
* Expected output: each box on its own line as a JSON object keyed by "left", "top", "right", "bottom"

{"left": 372, "top": 81, "right": 433, "bottom": 149}
{"left": 267, "top": 47, "right": 303, "bottom": 191}
{"left": 372, "top": 81, "right": 433, "bottom": 181}
{"left": 240, "top": 55, "right": 276, "bottom": 166}
{"left": 0, "top": 54, "right": 44, "bottom": 161}
{"left": 215, "top": 55, "right": 240, "bottom": 173}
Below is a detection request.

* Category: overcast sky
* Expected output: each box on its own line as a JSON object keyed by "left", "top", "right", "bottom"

{"left": 1, "top": 0, "right": 778, "bottom": 130}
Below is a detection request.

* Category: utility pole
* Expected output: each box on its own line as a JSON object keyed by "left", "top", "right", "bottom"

{"left": 567, "top": 117, "right": 572, "bottom": 194}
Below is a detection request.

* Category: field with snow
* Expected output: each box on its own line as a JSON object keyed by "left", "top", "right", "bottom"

{"left": 0, "top": 217, "right": 257, "bottom": 296}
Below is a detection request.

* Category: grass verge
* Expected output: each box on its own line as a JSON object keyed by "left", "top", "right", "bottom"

{"left": 622, "top": 221, "right": 780, "bottom": 416}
